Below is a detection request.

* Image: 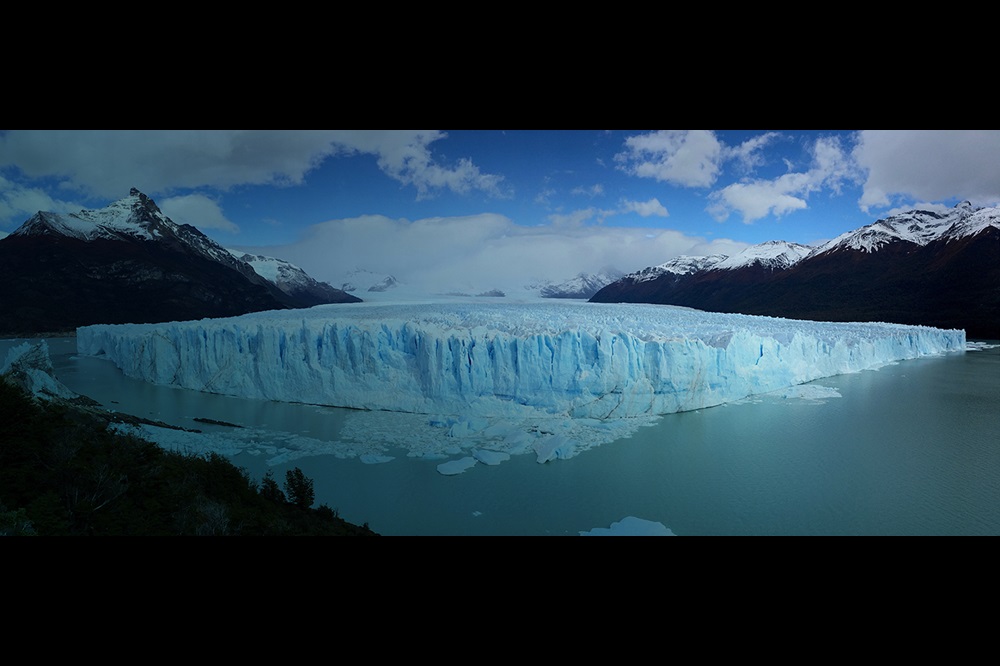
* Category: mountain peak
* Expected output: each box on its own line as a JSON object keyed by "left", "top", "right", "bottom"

{"left": 128, "top": 187, "right": 162, "bottom": 214}
{"left": 713, "top": 240, "right": 814, "bottom": 271}
{"left": 817, "top": 203, "right": 982, "bottom": 255}
{"left": 12, "top": 188, "right": 172, "bottom": 242}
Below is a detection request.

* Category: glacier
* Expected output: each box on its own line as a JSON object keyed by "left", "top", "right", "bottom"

{"left": 75, "top": 300, "right": 966, "bottom": 422}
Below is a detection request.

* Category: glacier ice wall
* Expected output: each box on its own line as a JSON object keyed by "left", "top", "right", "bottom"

{"left": 75, "top": 301, "right": 966, "bottom": 420}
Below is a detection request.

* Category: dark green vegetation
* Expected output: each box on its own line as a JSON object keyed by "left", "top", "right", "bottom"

{"left": 0, "top": 379, "right": 378, "bottom": 536}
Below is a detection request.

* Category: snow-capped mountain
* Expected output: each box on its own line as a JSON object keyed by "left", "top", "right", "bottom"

{"left": 366, "top": 275, "right": 399, "bottom": 293}
{"left": 227, "top": 250, "right": 355, "bottom": 307}
{"left": 713, "top": 241, "right": 814, "bottom": 271}
{"left": 13, "top": 190, "right": 248, "bottom": 273}
{"left": 592, "top": 201, "right": 1000, "bottom": 338}
{"left": 629, "top": 255, "right": 729, "bottom": 283}
{"left": 812, "top": 201, "right": 982, "bottom": 254}
{"left": 538, "top": 268, "right": 625, "bottom": 299}
{"left": 335, "top": 268, "right": 400, "bottom": 294}
{"left": 0, "top": 188, "right": 359, "bottom": 336}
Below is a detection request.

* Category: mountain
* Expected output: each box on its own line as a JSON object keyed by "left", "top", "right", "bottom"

{"left": 591, "top": 202, "right": 1000, "bottom": 339}
{"left": 538, "top": 268, "right": 626, "bottom": 299}
{"left": 227, "top": 250, "right": 357, "bottom": 307}
{"left": 335, "top": 268, "right": 400, "bottom": 294}
{"left": 0, "top": 188, "right": 360, "bottom": 336}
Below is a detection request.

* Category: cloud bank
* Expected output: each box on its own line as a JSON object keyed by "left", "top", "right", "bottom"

{"left": 0, "top": 130, "right": 505, "bottom": 201}
{"left": 854, "top": 130, "right": 1000, "bottom": 211}
{"left": 246, "top": 213, "right": 750, "bottom": 295}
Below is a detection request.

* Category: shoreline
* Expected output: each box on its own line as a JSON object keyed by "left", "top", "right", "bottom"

{"left": 0, "top": 331, "right": 77, "bottom": 340}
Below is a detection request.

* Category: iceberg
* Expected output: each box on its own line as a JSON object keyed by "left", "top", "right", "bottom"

{"left": 75, "top": 300, "right": 965, "bottom": 421}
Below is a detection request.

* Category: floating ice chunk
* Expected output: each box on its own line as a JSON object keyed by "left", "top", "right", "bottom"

{"left": 437, "top": 457, "right": 478, "bottom": 475}
{"left": 473, "top": 449, "right": 510, "bottom": 465}
{"left": 448, "top": 417, "right": 492, "bottom": 437}
{"left": 534, "top": 435, "right": 577, "bottom": 463}
{"left": 580, "top": 516, "right": 676, "bottom": 536}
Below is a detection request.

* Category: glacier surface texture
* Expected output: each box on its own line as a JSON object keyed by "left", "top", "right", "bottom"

{"left": 75, "top": 301, "right": 965, "bottom": 420}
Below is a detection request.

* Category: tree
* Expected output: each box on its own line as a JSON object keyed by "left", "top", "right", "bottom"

{"left": 259, "top": 470, "right": 285, "bottom": 503}
{"left": 284, "top": 467, "right": 314, "bottom": 509}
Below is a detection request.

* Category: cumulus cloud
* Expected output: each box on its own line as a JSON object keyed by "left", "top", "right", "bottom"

{"left": 547, "top": 208, "right": 605, "bottom": 228}
{"left": 249, "top": 213, "right": 748, "bottom": 295}
{"left": 0, "top": 175, "right": 84, "bottom": 229}
{"left": 0, "top": 130, "right": 506, "bottom": 202}
{"left": 881, "top": 201, "right": 956, "bottom": 218}
{"left": 621, "top": 198, "right": 668, "bottom": 217}
{"left": 615, "top": 130, "right": 724, "bottom": 188}
{"left": 707, "top": 134, "right": 861, "bottom": 223}
{"left": 854, "top": 130, "right": 1000, "bottom": 211}
{"left": 159, "top": 194, "right": 240, "bottom": 233}
{"left": 723, "top": 131, "right": 782, "bottom": 173}
{"left": 333, "top": 130, "right": 508, "bottom": 200}
{"left": 707, "top": 180, "right": 810, "bottom": 222}
{"left": 546, "top": 198, "right": 668, "bottom": 227}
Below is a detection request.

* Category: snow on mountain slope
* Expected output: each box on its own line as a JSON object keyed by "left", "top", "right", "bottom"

{"left": 227, "top": 250, "right": 353, "bottom": 304}
{"left": 77, "top": 300, "right": 964, "bottom": 425}
{"left": 814, "top": 201, "right": 981, "bottom": 254}
{"left": 335, "top": 268, "right": 399, "bottom": 294}
{"left": 13, "top": 188, "right": 252, "bottom": 273}
{"left": 539, "top": 268, "right": 625, "bottom": 299}
{"left": 713, "top": 240, "right": 814, "bottom": 270}
{"left": 941, "top": 206, "right": 1000, "bottom": 241}
{"left": 609, "top": 241, "right": 812, "bottom": 287}
{"left": 628, "top": 255, "right": 728, "bottom": 283}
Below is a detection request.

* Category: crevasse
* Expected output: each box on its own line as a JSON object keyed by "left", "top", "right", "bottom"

{"left": 75, "top": 301, "right": 966, "bottom": 419}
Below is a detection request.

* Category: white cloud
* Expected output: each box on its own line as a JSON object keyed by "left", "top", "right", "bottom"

{"left": 881, "top": 201, "right": 955, "bottom": 218}
{"left": 333, "top": 130, "right": 508, "bottom": 200}
{"left": 547, "top": 208, "right": 603, "bottom": 228}
{"left": 707, "top": 180, "right": 809, "bottom": 223}
{"left": 0, "top": 175, "right": 84, "bottom": 229}
{"left": 621, "top": 198, "right": 668, "bottom": 217}
{"left": 615, "top": 130, "right": 724, "bottom": 187}
{"left": 854, "top": 130, "right": 1000, "bottom": 211}
{"left": 159, "top": 194, "right": 240, "bottom": 233}
{"left": 707, "top": 134, "right": 859, "bottom": 223}
{"left": 723, "top": 131, "right": 782, "bottom": 172}
{"left": 249, "top": 213, "right": 748, "bottom": 295}
{"left": 571, "top": 184, "right": 605, "bottom": 197}
{"left": 0, "top": 130, "right": 506, "bottom": 202}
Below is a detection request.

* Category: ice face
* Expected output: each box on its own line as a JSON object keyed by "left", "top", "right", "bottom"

{"left": 75, "top": 300, "right": 966, "bottom": 420}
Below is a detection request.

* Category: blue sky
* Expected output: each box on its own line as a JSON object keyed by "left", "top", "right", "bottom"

{"left": 2, "top": 130, "right": 999, "bottom": 292}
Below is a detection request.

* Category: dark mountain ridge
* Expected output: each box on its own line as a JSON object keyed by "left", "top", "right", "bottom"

{"left": 0, "top": 189, "right": 360, "bottom": 336}
{"left": 591, "top": 203, "right": 1000, "bottom": 339}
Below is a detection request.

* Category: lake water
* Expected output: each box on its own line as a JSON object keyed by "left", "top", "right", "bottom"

{"left": 4, "top": 336, "right": 999, "bottom": 535}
